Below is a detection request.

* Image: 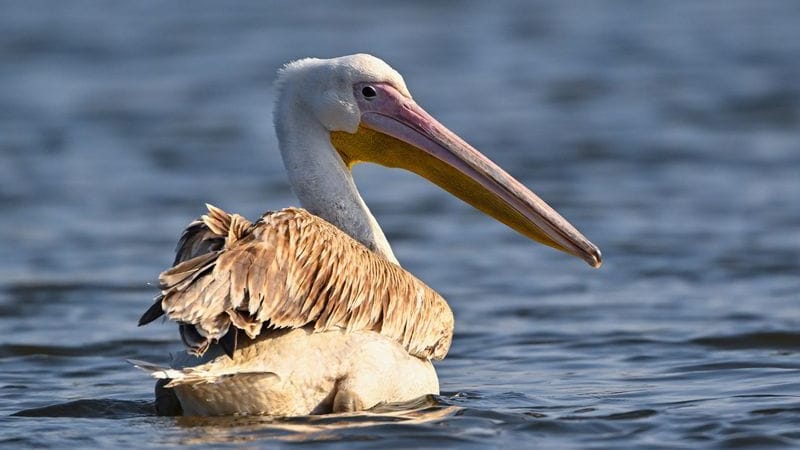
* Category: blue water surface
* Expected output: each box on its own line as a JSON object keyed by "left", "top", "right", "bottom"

{"left": 1, "top": 1, "right": 799, "bottom": 448}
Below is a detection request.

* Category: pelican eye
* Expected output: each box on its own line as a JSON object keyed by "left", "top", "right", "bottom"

{"left": 361, "top": 85, "right": 377, "bottom": 99}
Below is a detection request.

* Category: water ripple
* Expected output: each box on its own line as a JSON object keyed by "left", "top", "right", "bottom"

{"left": 2, "top": 0, "right": 800, "bottom": 448}
{"left": 691, "top": 332, "right": 800, "bottom": 351}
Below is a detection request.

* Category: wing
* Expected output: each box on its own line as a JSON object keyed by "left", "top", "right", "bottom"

{"left": 139, "top": 205, "right": 454, "bottom": 361}
{"left": 138, "top": 205, "right": 252, "bottom": 356}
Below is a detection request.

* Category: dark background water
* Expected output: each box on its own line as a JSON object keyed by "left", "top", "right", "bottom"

{"left": 1, "top": 1, "right": 799, "bottom": 448}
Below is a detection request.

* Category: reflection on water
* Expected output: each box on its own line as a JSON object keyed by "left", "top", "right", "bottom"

{"left": 13, "top": 396, "right": 463, "bottom": 446}
{"left": 1, "top": 0, "right": 799, "bottom": 448}
{"left": 173, "top": 401, "right": 460, "bottom": 446}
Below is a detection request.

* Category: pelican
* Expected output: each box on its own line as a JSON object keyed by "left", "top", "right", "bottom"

{"left": 134, "top": 54, "right": 601, "bottom": 416}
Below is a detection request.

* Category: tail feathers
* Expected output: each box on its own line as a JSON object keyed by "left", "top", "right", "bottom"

{"left": 127, "top": 359, "right": 279, "bottom": 388}
{"left": 128, "top": 359, "right": 190, "bottom": 381}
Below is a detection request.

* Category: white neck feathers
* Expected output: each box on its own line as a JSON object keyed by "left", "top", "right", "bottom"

{"left": 274, "top": 84, "right": 398, "bottom": 264}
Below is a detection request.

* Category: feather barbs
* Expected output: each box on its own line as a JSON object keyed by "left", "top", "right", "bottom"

{"left": 142, "top": 205, "right": 454, "bottom": 361}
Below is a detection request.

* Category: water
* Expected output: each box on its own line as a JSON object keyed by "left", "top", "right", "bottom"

{"left": 1, "top": 1, "right": 799, "bottom": 448}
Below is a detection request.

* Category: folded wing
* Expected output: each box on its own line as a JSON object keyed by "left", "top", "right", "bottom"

{"left": 139, "top": 205, "right": 454, "bottom": 360}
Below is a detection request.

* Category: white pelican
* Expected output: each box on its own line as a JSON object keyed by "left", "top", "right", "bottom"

{"left": 134, "top": 54, "right": 601, "bottom": 416}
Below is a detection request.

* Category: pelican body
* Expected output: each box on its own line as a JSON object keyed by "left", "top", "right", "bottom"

{"left": 135, "top": 54, "right": 601, "bottom": 416}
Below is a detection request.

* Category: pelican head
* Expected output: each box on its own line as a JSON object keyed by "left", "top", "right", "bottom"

{"left": 274, "top": 54, "right": 601, "bottom": 268}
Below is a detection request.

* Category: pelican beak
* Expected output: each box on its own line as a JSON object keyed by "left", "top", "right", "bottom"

{"left": 331, "top": 82, "right": 601, "bottom": 268}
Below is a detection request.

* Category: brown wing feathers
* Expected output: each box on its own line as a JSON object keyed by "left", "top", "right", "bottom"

{"left": 138, "top": 205, "right": 454, "bottom": 361}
